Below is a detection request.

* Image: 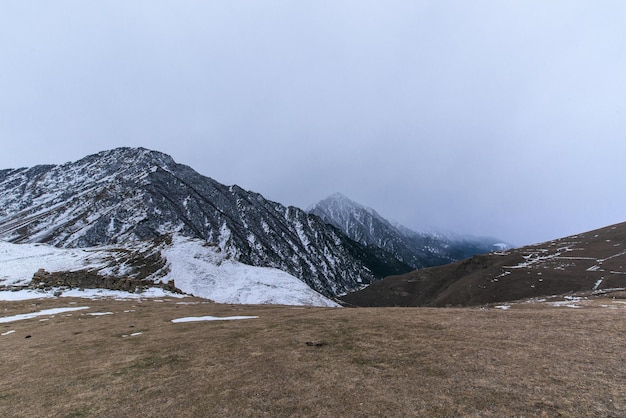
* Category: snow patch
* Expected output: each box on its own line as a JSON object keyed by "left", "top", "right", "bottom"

{"left": 0, "top": 306, "right": 90, "bottom": 323}
{"left": 159, "top": 236, "right": 339, "bottom": 307}
{"left": 172, "top": 315, "right": 259, "bottom": 323}
{"left": 495, "top": 271, "right": 511, "bottom": 279}
{"left": 0, "top": 241, "right": 109, "bottom": 286}
{"left": 547, "top": 302, "right": 581, "bottom": 308}
{"left": 0, "top": 287, "right": 186, "bottom": 301}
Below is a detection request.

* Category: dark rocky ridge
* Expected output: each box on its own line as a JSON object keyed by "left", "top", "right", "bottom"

{"left": 340, "top": 221, "right": 626, "bottom": 307}
{"left": 0, "top": 147, "right": 411, "bottom": 297}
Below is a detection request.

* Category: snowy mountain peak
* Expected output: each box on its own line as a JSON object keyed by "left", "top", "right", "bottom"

{"left": 0, "top": 149, "right": 412, "bottom": 298}
{"left": 311, "top": 193, "right": 386, "bottom": 224}
{"left": 63, "top": 147, "right": 175, "bottom": 177}
{"left": 322, "top": 193, "right": 371, "bottom": 211}
{"left": 325, "top": 192, "right": 362, "bottom": 207}
{"left": 309, "top": 194, "right": 511, "bottom": 269}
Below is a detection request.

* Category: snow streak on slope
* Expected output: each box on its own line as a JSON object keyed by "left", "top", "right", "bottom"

{"left": 0, "top": 238, "right": 339, "bottom": 307}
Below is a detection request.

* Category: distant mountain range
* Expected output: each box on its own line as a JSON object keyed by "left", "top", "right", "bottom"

{"left": 309, "top": 193, "right": 509, "bottom": 269}
{"left": 340, "top": 222, "right": 626, "bottom": 307}
{"left": 0, "top": 147, "right": 512, "bottom": 305}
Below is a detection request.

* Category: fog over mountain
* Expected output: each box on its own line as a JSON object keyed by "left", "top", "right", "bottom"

{"left": 1, "top": 2, "right": 625, "bottom": 245}
{"left": 309, "top": 193, "right": 509, "bottom": 269}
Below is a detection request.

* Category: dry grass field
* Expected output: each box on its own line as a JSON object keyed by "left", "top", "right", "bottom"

{"left": 1, "top": 296, "right": 626, "bottom": 417}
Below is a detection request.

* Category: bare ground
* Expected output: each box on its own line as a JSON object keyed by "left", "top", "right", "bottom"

{"left": 1, "top": 296, "right": 625, "bottom": 417}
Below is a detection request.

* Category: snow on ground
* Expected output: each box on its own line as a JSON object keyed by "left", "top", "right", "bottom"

{"left": 546, "top": 300, "right": 582, "bottom": 308}
{"left": 0, "top": 287, "right": 186, "bottom": 302}
{"left": 159, "top": 236, "right": 339, "bottom": 307}
{"left": 171, "top": 315, "right": 259, "bottom": 323}
{"left": 0, "top": 241, "right": 109, "bottom": 286}
{"left": 0, "top": 306, "right": 90, "bottom": 324}
{"left": 0, "top": 237, "right": 340, "bottom": 307}
{"left": 122, "top": 332, "right": 143, "bottom": 337}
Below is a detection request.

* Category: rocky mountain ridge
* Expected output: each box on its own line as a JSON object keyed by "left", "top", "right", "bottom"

{"left": 0, "top": 147, "right": 411, "bottom": 297}
{"left": 309, "top": 193, "right": 509, "bottom": 269}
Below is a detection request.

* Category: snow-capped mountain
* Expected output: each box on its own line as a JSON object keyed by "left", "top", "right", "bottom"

{"left": 309, "top": 193, "right": 508, "bottom": 269}
{"left": 0, "top": 148, "right": 410, "bottom": 297}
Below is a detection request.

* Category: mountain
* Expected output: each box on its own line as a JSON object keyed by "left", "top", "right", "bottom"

{"left": 0, "top": 236, "right": 339, "bottom": 307}
{"left": 340, "top": 221, "right": 626, "bottom": 307}
{"left": 309, "top": 193, "right": 509, "bottom": 269}
{"left": 0, "top": 147, "right": 411, "bottom": 298}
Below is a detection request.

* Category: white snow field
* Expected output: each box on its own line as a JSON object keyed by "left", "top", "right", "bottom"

{"left": 0, "top": 237, "right": 339, "bottom": 307}
{"left": 161, "top": 236, "right": 339, "bottom": 307}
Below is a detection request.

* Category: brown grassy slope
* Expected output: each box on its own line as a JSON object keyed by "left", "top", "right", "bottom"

{"left": 1, "top": 296, "right": 626, "bottom": 417}
{"left": 341, "top": 221, "right": 626, "bottom": 307}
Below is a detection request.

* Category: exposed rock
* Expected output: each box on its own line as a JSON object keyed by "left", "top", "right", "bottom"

{"left": 29, "top": 269, "right": 184, "bottom": 294}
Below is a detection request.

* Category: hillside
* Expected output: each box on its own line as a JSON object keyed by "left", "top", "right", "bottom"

{"left": 0, "top": 147, "right": 411, "bottom": 297}
{"left": 0, "top": 236, "right": 339, "bottom": 307}
{"left": 340, "top": 221, "right": 626, "bottom": 307}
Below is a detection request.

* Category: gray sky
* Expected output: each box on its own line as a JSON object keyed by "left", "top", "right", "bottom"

{"left": 1, "top": 1, "right": 625, "bottom": 246}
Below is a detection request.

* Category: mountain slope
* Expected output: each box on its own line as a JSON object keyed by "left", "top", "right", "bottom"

{"left": 309, "top": 193, "right": 508, "bottom": 269}
{"left": 0, "top": 236, "right": 339, "bottom": 307}
{"left": 340, "top": 221, "right": 626, "bottom": 307}
{"left": 0, "top": 148, "right": 410, "bottom": 297}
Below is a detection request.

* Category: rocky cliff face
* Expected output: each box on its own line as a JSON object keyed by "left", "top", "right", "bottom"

{"left": 0, "top": 148, "right": 411, "bottom": 296}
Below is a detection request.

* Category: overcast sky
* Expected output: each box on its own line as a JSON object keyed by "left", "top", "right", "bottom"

{"left": 1, "top": 1, "right": 625, "bottom": 246}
